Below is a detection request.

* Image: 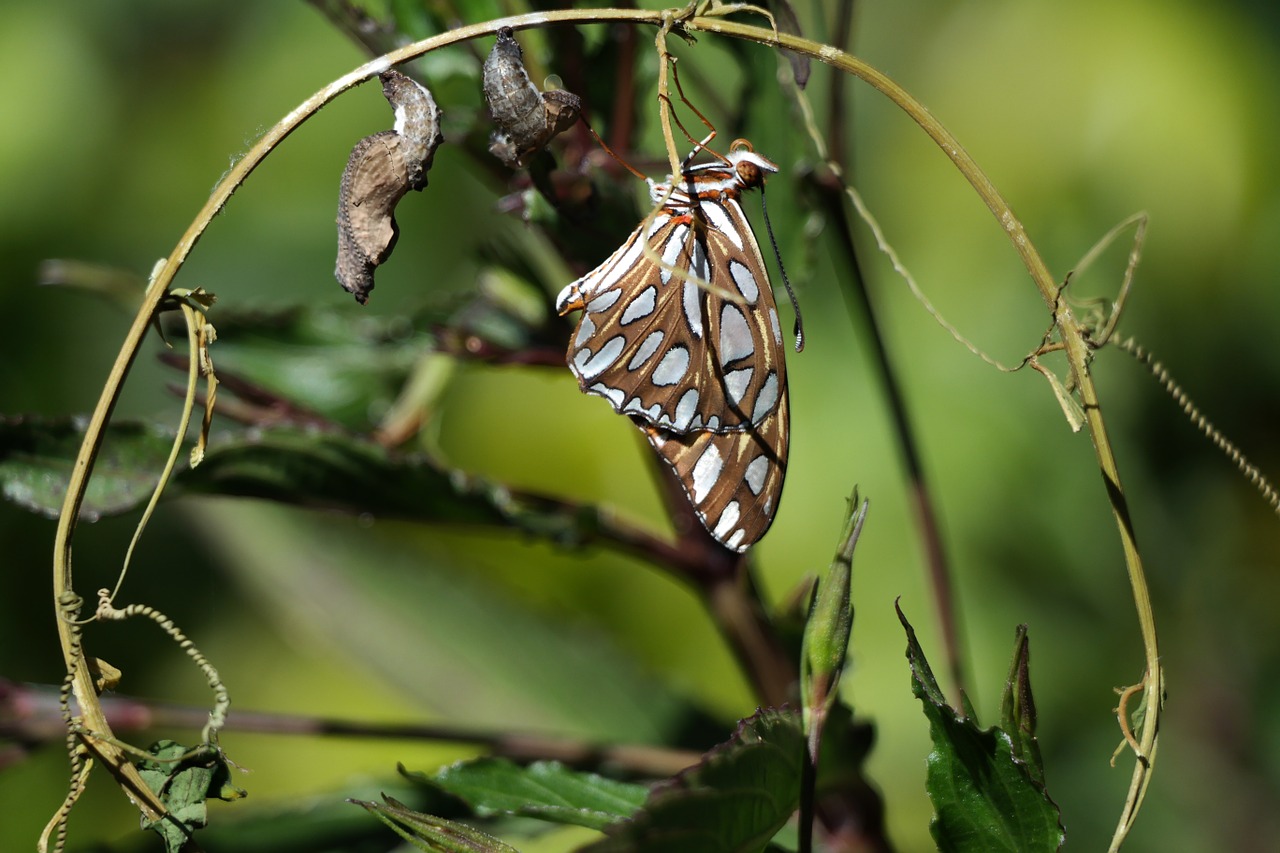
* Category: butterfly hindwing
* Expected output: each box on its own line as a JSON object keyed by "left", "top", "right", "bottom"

{"left": 641, "top": 392, "right": 789, "bottom": 553}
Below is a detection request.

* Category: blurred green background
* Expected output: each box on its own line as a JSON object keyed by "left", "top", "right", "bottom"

{"left": 3, "top": 0, "right": 1279, "bottom": 850}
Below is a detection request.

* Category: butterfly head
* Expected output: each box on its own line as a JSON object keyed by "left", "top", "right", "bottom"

{"left": 726, "top": 139, "right": 778, "bottom": 192}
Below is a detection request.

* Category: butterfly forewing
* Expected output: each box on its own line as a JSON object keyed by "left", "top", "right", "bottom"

{"left": 556, "top": 169, "right": 786, "bottom": 434}
{"left": 641, "top": 392, "right": 789, "bottom": 553}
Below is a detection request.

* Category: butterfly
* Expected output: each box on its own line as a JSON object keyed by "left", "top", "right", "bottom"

{"left": 555, "top": 141, "right": 794, "bottom": 552}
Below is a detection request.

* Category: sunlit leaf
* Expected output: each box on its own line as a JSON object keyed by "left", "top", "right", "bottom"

{"left": 0, "top": 416, "right": 173, "bottom": 520}
{"left": 581, "top": 707, "right": 804, "bottom": 853}
{"left": 355, "top": 795, "right": 519, "bottom": 853}
{"left": 431, "top": 759, "right": 647, "bottom": 831}
{"left": 899, "top": 606, "right": 1064, "bottom": 853}
{"left": 136, "top": 740, "right": 245, "bottom": 853}
{"left": 199, "top": 305, "right": 427, "bottom": 429}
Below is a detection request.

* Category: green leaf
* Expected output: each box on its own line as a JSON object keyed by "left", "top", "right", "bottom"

{"left": 37, "top": 258, "right": 147, "bottom": 314}
{"left": 0, "top": 416, "right": 173, "bottom": 520}
{"left": 430, "top": 759, "right": 647, "bottom": 831}
{"left": 354, "top": 795, "right": 519, "bottom": 853}
{"left": 581, "top": 708, "right": 805, "bottom": 853}
{"left": 136, "top": 740, "right": 246, "bottom": 853}
{"left": 201, "top": 304, "right": 427, "bottom": 430}
{"left": 454, "top": 267, "right": 552, "bottom": 353}
{"left": 0, "top": 415, "right": 603, "bottom": 543}
{"left": 177, "top": 429, "right": 506, "bottom": 524}
{"left": 182, "top": 428, "right": 606, "bottom": 543}
{"left": 898, "top": 605, "right": 1064, "bottom": 853}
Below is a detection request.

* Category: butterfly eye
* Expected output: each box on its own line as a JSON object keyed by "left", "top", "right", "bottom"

{"left": 736, "top": 159, "right": 763, "bottom": 188}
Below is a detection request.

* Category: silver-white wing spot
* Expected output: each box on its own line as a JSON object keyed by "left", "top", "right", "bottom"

{"left": 575, "top": 336, "right": 625, "bottom": 379}
{"left": 690, "top": 444, "right": 724, "bottom": 504}
{"left": 744, "top": 456, "right": 769, "bottom": 496}
{"left": 725, "top": 528, "right": 747, "bottom": 551}
{"left": 752, "top": 371, "right": 779, "bottom": 422}
{"left": 628, "top": 330, "right": 665, "bottom": 370}
{"left": 701, "top": 201, "right": 742, "bottom": 250}
{"left": 713, "top": 500, "right": 741, "bottom": 539}
{"left": 682, "top": 279, "right": 704, "bottom": 339}
{"left": 587, "top": 289, "right": 622, "bottom": 313}
{"left": 660, "top": 225, "right": 688, "bottom": 285}
{"left": 723, "top": 367, "right": 753, "bottom": 406}
{"left": 674, "top": 388, "right": 700, "bottom": 431}
{"left": 728, "top": 260, "right": 759, "bottom": 303}
{"left": 624, "top": 398, "right": 661, "bottom": 421}
{"left": 718, "top": 303, "right": 754, "bottom": 364}
{"left": 690, "top": 237, "right": 710, "bottom": 281}
{"left": 768, "top": 307, "right": 783, "bottom": 346}
{"left": 651, "top": 346, "right": 690, "bottom": 386}
{"left": 620, "top": 285, "right": 657, "bottom": 324}
{"left": 590, "top": 382, "right": 625, "bottom": 409}
{"left": 574, "top": 314, "right": 596, "bottom": 347}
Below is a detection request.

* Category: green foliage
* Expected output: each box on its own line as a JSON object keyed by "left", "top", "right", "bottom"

{"left": 382, "top": 710, "right": 809, "bottom": 852}
{"left": 0, "top": 417, "right": 614, "bottom": 545}
{"left": 0, "top": 417, "right": 173, "bottom": 520}
{"left": 428, "top": 759, "right": 648, "bottom": 831}
{"left": 136, "top": 740, "right": 246, "bottom": 853}
{"left": 582, "top": 709, "right": 806, "bottom": 853}
{"left": 356, "top": 795, "right": 521, "bottom": 853}
{"left": 899, "top": 606, "right": 1064, "bottom": 852}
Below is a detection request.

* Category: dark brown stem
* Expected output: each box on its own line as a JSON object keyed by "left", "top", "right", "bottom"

{"left": 640, "top": 445, "right": 795, "bottom": 706}
{"left": 0, "top": 679, "right": 698, "bottom": 778}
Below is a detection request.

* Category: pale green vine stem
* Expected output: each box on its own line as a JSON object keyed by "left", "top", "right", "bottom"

{"left": 51, "top": 9, "right": 1160, "bottom": 848}
{"left": 96, "top": 589, "right": 230, "bottom": 746}
{"left": 105, "top": 297, "right": 209, "bottom": 607}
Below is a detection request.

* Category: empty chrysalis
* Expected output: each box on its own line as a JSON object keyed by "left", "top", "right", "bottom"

{"left": 335, "top": 69, "right": 443, "bottom": 304}
{"left": 482, "top": 28, "right": 581, "bottom": 168}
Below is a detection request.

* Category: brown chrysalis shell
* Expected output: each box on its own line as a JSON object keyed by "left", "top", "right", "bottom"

{"left": 335, "top": 69, "right": 443, "bottom": 304}
{"left": 482, "top": 28, "right": 581, "bottom": 168}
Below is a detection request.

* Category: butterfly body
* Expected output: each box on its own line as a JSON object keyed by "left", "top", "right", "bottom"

{"left": 556, "top": 146, "right": 793, "bottom": 552}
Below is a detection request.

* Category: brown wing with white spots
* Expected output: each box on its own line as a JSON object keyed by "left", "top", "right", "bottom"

{"left": 554, "top": 197, "right": 786, "bottom": 435}
{"left": 641, "top": 392, "right": 789, "bottom": 553}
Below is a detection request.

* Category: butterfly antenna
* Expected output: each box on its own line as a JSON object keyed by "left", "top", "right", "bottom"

{"left": 667, "top": 56, "right": 723, "bottom": 164}
{"left": 582, "top": 118, "right": 646, "bottom": 180}
{"left": 760, "top": 187, "right": 804, "bottom": 352}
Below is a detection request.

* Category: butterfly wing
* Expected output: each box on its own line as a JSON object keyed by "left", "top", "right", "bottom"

{"left": 641, "top": 391, "right": 789, "bottom": 552}
{"left": 555, "top": 196, "right": 786, "bottom": 434}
